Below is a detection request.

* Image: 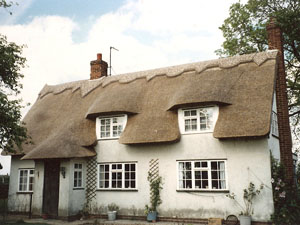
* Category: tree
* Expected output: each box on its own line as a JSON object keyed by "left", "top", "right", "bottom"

{"left": 216, "top": 0, "right": 300, "bottom": 150}
{"left": 0, "top": 1, "right": 28, "bottom": 153}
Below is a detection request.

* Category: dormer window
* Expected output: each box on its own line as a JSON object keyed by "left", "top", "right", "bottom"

{"left": 96, "top": 115, "right": 127, "bottom": 139}
{"left": 178, "top": 106, "right": 218, "bottom": 134}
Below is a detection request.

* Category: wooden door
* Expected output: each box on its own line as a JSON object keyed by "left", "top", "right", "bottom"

{"left": 43, "top": 160, "right": 60, "bottom": 217}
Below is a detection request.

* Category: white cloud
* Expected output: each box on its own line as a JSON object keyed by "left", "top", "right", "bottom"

{"left": 0, "top": 0, "right": 241, "bottom": 174}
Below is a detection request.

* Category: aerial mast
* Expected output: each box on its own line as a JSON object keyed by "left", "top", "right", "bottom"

{"left": 109, "top": 46, "right": 119, "bottom": 76}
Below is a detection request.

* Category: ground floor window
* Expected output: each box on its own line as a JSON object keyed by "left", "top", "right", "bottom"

{"left": 18, "top": 169, "right": 34, "bottom": 192}
{"left": 177, "top": 160, "right": 227, "bottom": 190}
{"left": 74, "top": 163, "right": 83, "bottom": 188}
{"left": 98, "top": 162, "right": 137, "bottom": 190}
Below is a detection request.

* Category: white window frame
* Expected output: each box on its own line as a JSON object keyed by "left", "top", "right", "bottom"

{"left": 178, "top": 106, "right": 218, "bottom": 134}
{"left": 177, "top": 160, "right": 228, "bottom": 191}
{"left": 18, "top": 168, "right": 34, "bottom": 192}
{"left": 271, "top": 111, "right": 279, "bottom": 137}
{"left": 73, "top": 163, "right": 83, "bottom": 189}
{"left": 96, "top": 114, "right": 127, "bottom": 140}
{"left": 97, "top": 162, "right": 137, "bottom": 190}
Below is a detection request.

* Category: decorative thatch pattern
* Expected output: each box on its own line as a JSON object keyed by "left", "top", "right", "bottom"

{"left": 7, "top": 51, "right": 277, "bottom": 159}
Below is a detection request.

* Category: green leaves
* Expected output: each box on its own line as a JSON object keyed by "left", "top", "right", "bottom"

{"left": 0, "top": 34, "right": 26, "bottom": 94}
{"left": 0, "top": 33, "right": 29, "bottom": 153}
{"left": 146, "top": 172, "right": 163, "bottom": 213}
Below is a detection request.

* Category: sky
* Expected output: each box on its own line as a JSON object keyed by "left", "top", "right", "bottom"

{"left": 0, "top": 0, "right": 243, "bottom": 175}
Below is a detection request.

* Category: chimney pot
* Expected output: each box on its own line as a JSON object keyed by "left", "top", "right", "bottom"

{"left": 90, "top": 53, "right": 108, "bottom": 80}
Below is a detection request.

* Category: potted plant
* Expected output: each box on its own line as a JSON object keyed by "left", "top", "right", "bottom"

{"left": 145, "top": 172, "right": 163, "bottom": 222}
{"left": 227, "top": 182, "right": 264, "bottom": 225}
{"left": 107, "top": 203, "right": 119, "bottom": 221}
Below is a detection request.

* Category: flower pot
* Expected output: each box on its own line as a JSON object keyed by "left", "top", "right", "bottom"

{"left": 108, "top": 211, "right": 117, "bottom": 221}
{"left": 239, "top": 215, "right": 251, "bottom": 225}
{"left": 147, "top": 211, "right": 158, "bottom": 222}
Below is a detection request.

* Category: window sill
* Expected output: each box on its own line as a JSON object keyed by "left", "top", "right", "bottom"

{"left": 17, "top": 191, "right": 33, "bottom": 194}
{"left": 73, "top": 187, "right": 84, "bottom": 190}
{"left": 97, "top": 137, "right": 120, "bottom": 141}
{"left": 181, "top": 131, "right": 213, "bottom": 135}
{"left": 96, "top": 189, "right": 138, "bottom": 192}
{"left": 176, "top": 189, "right": 229, "bottom": 193}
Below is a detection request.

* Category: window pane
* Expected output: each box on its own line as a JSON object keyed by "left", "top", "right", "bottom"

{"left": 131, "top": 181, "right": 135, "bottom": 188}
{"left": 99, "top": 180, "right": 104, "bottom": 188}
{"left": 131, "top": 172, "right": 135, "bottom": 179}
{"left": 212, "top": 180, "right": 218, "bottom": 189}
{"left": 212, "top": 171, "right": 218, "bottom": 179}
{"left": 186, "top": 180, "right": 192, "bottom": 189}
{"left": 184, "top": 111, "right": 190, "bottom": 117}
{"left": 117, "top": 181, "right": 122, "bottom": 188}
{"left": 211, "top": 162, "right": 218, "bottom": 170}
{"left": 202, "top": 180, "right": 209, "bottom": 189}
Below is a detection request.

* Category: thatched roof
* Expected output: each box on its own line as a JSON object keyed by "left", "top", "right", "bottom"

{"left": 4, "top": 51, "right": 278, "bottom": 159}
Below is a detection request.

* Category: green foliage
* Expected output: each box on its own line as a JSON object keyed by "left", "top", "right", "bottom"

{"left": 0, "top": 2, "right": 29, "bottom": 153}
{"left": 217, "top": 0, "right": 300, "bottom": 148}
{"left": 271, "top": 156, "right": 300, "bottom": 224}
{"left": 107, "top": 203, "right": 119, "bottom": 212}
{"left": 145, "top": 172, "right": 163, "bottom": 214}
{"left": 227, "top": 182, "right": 263, "bottom": 216}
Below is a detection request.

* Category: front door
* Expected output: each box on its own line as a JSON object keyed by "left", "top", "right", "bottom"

{"left": 43, "top": 160, "right": 60, "bottom": 217}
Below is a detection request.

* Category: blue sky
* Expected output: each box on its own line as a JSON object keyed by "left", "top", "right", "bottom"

{"left": 0, "top": 0, "right": 126, "bottom": 42}
{"left": 0, "top": 0, "right": 242, "bottom": 174}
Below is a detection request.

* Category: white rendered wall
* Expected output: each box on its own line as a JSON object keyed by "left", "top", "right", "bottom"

{"left": 8, "top": 156, "right": 35, "bottom": 212}
{"left": 58, "top": 159, "right": 70, "bottom": 217}
{"left": 93, "top": 134, "right": 274, "bottom": 222}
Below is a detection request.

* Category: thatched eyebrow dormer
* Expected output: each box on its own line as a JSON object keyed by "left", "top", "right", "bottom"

{"left": 18, "top": 51, "right": 277, "bottom": 159}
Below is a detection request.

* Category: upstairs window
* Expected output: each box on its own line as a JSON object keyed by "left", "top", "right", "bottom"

{"left": 271, "top": 111, "right": 279, "bottom": 137}
{"left": 97, "top": 115, "right": 127, "bottom": 139}
{"left": 18, "top": 169, "right": 34, "bottom": 192}
{"left": 178, "top": 106, "right": 218, "bottom": 134}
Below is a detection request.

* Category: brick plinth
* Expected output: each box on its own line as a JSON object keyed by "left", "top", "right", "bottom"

{"left": 267, "top": 19, "right": 294, "bottom": 184}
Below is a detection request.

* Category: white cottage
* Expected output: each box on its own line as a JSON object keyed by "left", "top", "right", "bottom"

{"left": 3, "top": 22, "right": 294, "bottom": 224}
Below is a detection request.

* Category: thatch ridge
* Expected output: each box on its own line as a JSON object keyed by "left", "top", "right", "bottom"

{"left": 39, "top": 51, "right": 278, "bottom": 99}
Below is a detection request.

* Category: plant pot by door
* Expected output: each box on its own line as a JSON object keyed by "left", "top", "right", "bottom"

{"left": 147, "top": 211, "right": 158, "bottom": 222}
{"left": 108, "top": 211, "right": 117, "bottom": 221}
{"left": 239, "top": 215, "right": 251, "bottom": 225}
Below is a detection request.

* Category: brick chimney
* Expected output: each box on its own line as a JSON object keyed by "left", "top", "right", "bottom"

{"left": 90, "top": 53, "right": 108, "bottom": 80}
{"left": 267, "top": 18, "right": 294, "bottom": 184}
